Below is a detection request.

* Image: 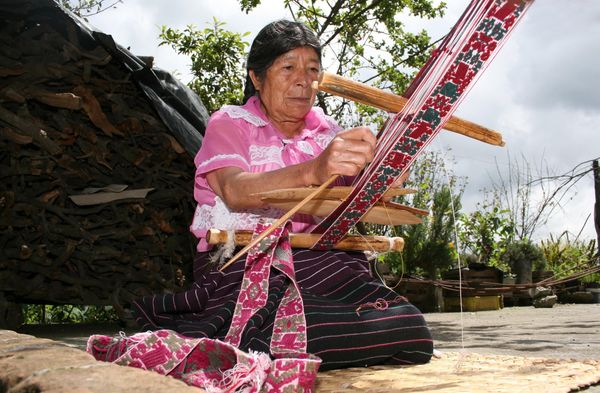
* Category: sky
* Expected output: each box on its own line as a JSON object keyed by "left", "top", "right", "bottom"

{"left": 87, "top": 0, "right": 599, "bottom": 243}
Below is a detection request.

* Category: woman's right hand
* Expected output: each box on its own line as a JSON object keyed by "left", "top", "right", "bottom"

{"left": 307, "top": 126, "right": 377, "bottom": 185}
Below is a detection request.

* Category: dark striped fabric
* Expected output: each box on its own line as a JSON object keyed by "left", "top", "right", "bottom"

{"left": 132, "top": 249, "right": 433, "bottom": 371}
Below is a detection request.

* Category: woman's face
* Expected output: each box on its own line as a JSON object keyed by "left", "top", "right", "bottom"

{"left": 250, "top": 46, "right": 321, "bottom": 128}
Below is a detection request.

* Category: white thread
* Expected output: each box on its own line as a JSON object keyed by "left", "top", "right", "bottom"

{"left": 203, "top": 350, "right": 271, "bottom": 393}
{"left": 439, "top": 150, "right": 466, "bottom": 373}
{"left": 362, "top": 199, "right": 405, "bottom": 292}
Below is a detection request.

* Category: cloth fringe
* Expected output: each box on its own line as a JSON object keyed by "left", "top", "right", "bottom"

{"left": 210, "top": 229, "right": 236, "bottom": 267}
{"left": 203, "top": 350, "right": 271, "bottom": 393}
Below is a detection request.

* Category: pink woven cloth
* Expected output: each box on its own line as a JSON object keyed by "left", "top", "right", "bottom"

{"left": 87, "top": 222, "right": 321, "bottom": 392}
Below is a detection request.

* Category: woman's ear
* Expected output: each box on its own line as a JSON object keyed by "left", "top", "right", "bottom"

{"left": 249, "top": 70, "right": 261, "bottom": 92}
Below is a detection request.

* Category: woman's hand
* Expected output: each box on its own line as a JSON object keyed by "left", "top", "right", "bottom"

{"left": 307, "top": 127, "right": 377, "bottom": 185}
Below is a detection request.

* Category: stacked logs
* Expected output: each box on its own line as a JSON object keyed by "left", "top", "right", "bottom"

{"left": 0, "top": 1, "right": 201, "bottom": 325}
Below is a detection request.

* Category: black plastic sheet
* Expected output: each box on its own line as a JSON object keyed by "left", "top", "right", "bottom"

{"left": 22, "top": 0, "right": 209, "bottom": 156}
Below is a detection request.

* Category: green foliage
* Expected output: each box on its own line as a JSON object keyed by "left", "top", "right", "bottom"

{"left": 58, "top": 0, "right": 122, "bottom": 17}
{"left": 159, "top": 19, "right": 250, "bottom": 113}
{"left": 459, "top": 192, "right": 514, "bottom": 269}
{"left": 500, "top": 239, "right": 546, "bottom": 275}
{"left": 22, "top": 304, "right": 119, "bottom": 324}
{"left": 540, "top": 232, "right": 598, "bottom": 282}
{"left": 383, "top": 150, "right": 464, "bottom": 278}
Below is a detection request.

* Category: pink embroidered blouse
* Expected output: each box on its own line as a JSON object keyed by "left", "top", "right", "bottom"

{"left": 190, "top": 96, "right": 345, "bottom": 251}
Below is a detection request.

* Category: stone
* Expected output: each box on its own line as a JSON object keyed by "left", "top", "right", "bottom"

{"left": 530, "top": 286, "right": 552, "bottom": 300}
{"left": 533, "top": 295, "right": 557, "bottom": 308}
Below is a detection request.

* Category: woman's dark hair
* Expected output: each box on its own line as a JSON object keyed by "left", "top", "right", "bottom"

{"left": 243, "top": 20, "right": 322, "bottom": 103}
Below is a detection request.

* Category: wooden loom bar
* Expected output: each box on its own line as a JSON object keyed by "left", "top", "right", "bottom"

{"left": 207, "top": 229, "right": 404, "bottom": 253}
{"left": 314, "top": 71, "right": 505, "bottom": 147}
{"left": 252, "top": 186, "right": 416, "bottom": 201}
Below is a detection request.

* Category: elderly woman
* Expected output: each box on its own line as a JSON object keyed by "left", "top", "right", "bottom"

{"left": 133, "top": 19, "right": 433, "bottom": 371}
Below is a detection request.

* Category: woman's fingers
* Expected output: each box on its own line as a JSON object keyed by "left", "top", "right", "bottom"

{"left": 391, "top": 170, "right": 410, "bottom": 187}
{"left": 324, "top": 136, "right": 374, "bottom": 177}
{"left": 329, "top": 137, "right": 374, "bottom": 162}
{"left": 312, "top": 126, "right": 377, "bottom": 183}
{"left": 337, "top": 126, "right": 377, "bottom": 147}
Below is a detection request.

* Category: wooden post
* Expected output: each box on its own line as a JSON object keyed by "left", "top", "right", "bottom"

{"left": 594, "top": 160, "right": 600, "bottom": 254}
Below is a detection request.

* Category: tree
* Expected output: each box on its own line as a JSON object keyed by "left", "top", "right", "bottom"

{"left": 492, "top": 153, "right": 598, "bottom": 242}
{"left": 459, "top": 191, "right": 514, "bottom": 269}
{"left": 58, "top": 0, "right": 123, "bottom": 17}
{"left": 159, "top": 0, "right": 446, "bottom": 119}
{"left": 159, "top": 19, "right": 250, "bottom": 114}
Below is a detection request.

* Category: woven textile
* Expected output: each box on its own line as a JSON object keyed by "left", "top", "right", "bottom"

{"left": 88, "top": 222, "right": 321, "bottom": 392}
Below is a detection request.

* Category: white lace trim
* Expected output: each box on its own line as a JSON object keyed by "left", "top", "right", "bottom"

{"left": 296, "top": 140, "right": 314, "bottom": 156}
{"left": 221, "top": 105, "right": 267, "bottom": 127}
{"left": 313, "top": 129, "right": 338, "bottom": 150}
{"left": 197, "top": 153, "right": 249, "bottom": 171}
{"left": 249, "top": 144, "right": 285, "bottom": 167}
{"left": 190, "top": 197, "right": 280, "bottom": 232}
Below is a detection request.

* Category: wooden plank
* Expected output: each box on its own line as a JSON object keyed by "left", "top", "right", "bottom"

{"left": 264, "top": 199, "right": 424, "bottom": 226}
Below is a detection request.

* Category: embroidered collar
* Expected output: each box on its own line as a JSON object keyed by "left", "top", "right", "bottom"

{"left": 220, "top": 104, "right": 268, "bottom": 127}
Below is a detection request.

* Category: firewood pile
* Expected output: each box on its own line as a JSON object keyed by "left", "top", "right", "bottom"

{"left": 0, "top": 0, "right": 203, "bottom": 326}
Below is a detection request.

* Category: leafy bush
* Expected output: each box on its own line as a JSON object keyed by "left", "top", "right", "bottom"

{"left": 540, "top": 232, "right": 598, "bottom": 282}
{"left": 500, "top": 239, "right": 547, "bottom": 277}
{"left": 458, "top": 192, "right": 514, "bottom": 271}
{"left": 22, "top": 304, "right": 119, "bottom": 324}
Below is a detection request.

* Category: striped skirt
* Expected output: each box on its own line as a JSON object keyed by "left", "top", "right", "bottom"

{"left": 132, "top": 249, "right": 433, "bottom": 371}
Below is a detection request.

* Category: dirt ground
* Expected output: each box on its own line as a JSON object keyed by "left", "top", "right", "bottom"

{"left": 17, "top": 303, "right": 600, "bottom": 391}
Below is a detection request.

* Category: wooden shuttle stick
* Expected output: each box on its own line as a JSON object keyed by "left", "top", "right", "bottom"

{"left": 207, "top": 229, "right": 405, "bottom": 253}
{"left": 314, "top": 71, "right": 505, "bottom": 147}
